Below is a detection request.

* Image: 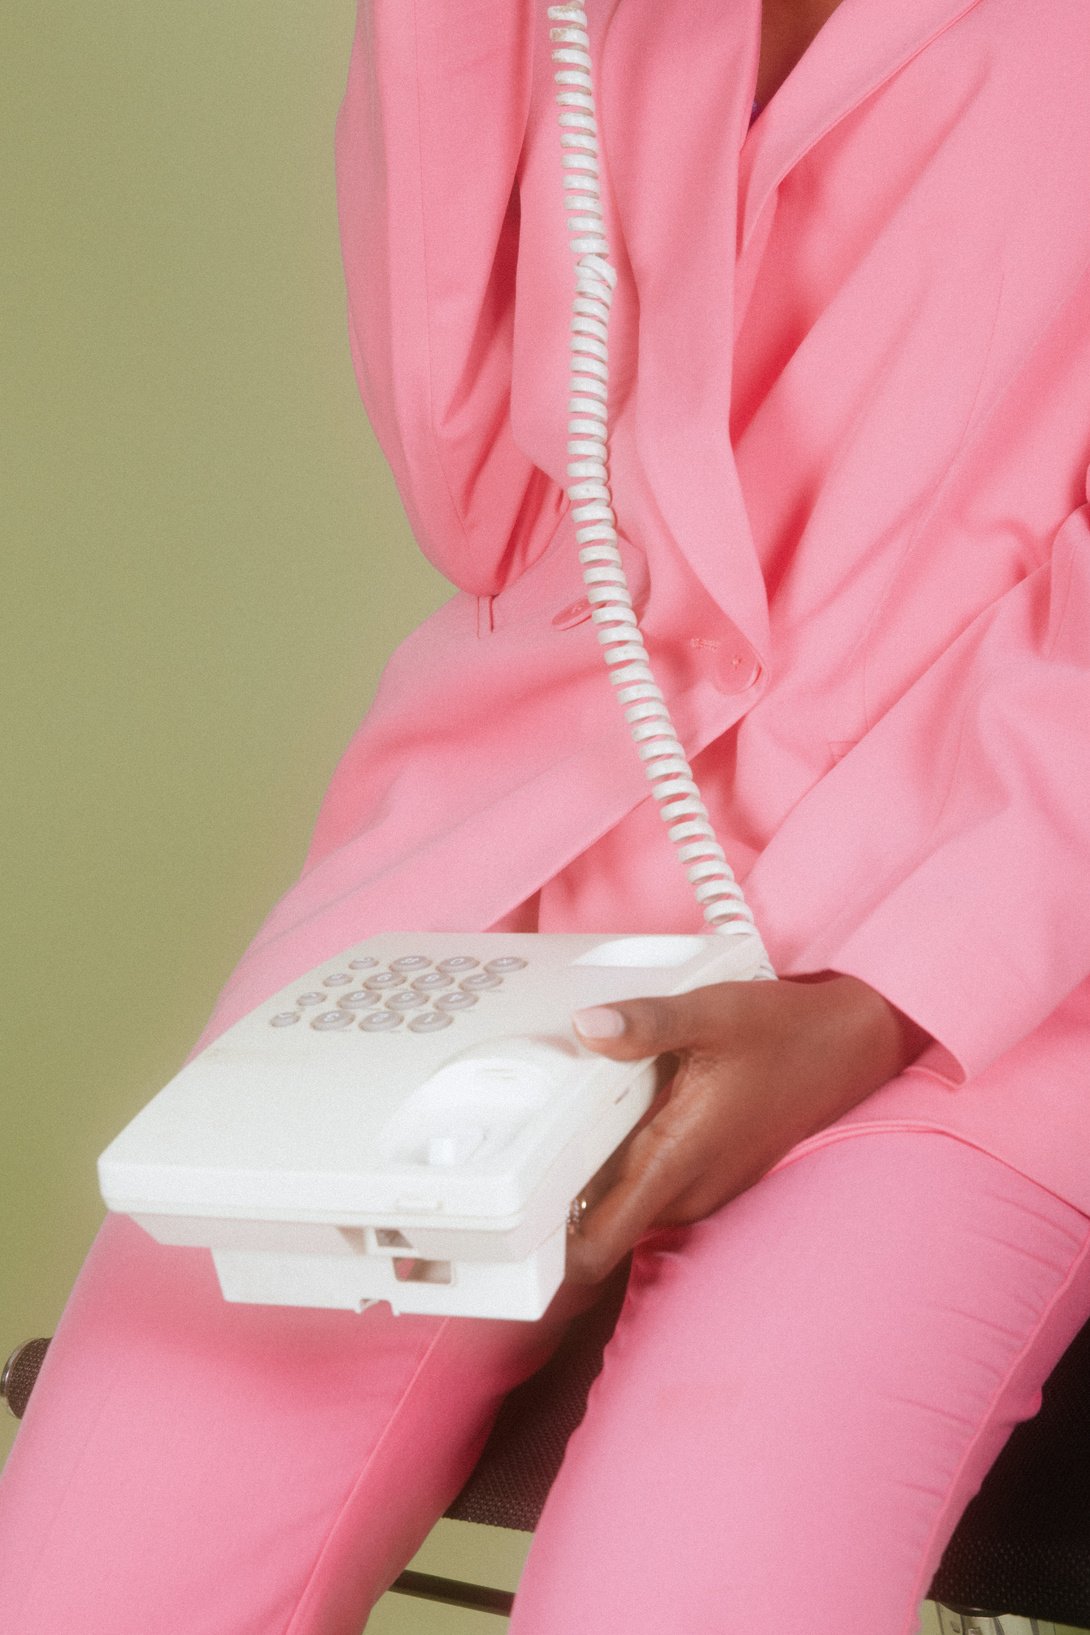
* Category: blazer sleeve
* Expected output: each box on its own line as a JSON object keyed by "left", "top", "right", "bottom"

{"left": 763, "top": 470, "right": 1090, "bottom": 1089}
{"left": 335, "top": 0, "right": 560, "bottom": 597}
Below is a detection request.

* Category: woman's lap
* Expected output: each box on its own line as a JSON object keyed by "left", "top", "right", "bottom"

{"left": 2, "top": 1131, "right": 1089, "bottom": 1635}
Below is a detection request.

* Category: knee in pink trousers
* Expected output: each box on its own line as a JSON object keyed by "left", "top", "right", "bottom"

{"left": 3, "top": 1129, "right": 1090, "bottom": 1635}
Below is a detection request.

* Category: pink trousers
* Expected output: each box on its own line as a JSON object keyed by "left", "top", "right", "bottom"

{"left": 3, "top": 1128, "right": 1090, "bottom": 1634}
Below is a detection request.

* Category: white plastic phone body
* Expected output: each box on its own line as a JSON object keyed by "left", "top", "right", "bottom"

{"left": 98, "top": 931, "right": 766, "bottom": 1319}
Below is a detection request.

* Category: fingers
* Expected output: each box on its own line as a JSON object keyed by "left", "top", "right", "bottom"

{"left": 565, "top": 1113, "right": 692, "bottom": 1285}
{"left": 566, "top": 986, "right": 747, "bottom": 1282}
{"left": 565, "top": 974, "right": 918, "bottom": 1286}
{"left": 566, "top": 980, "right": 783, "bottom": 1281}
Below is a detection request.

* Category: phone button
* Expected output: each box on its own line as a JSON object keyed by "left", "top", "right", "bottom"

{"left": 408, "top": 1011, "right": 456, "bottom": 1034}
{"left": 311, "top": 1010, "right": 355, "bottom": 1031}
{"left": 461, "top": 973, "right": 503, "bottom": 991}
{"left": 360, "top": 1011, "right": 404, "bottom": 1032}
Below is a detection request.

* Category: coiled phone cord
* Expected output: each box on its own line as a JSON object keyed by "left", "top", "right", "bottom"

{"left": 547, "top": 4, "right": 776, "bottom": 979}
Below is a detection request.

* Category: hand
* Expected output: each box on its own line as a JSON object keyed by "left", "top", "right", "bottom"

{"left": 564, "top": 972, "right": 932, "bottom": 1285}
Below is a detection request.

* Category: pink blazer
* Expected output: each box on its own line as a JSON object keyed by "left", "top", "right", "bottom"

{"left": 201, "top": 0, "right": 1090, "bottom": 1213}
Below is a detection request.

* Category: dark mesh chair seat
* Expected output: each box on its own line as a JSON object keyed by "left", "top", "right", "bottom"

{"left": 928, "top": 1308, "right": 1090, "bottom": 1623}
{"left": 6, "top": 1276, "right": 1090, "bottom": 1624}
{"left": 444, "top": 1264, "right": 630, "bottom": 1534}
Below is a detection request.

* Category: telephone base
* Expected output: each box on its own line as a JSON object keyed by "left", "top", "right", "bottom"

{"left": 211, "top": 1222, "right": 566, "bottom": 1320}
{"left": 99, "top": 931, "right": 768, "bottom": 1320}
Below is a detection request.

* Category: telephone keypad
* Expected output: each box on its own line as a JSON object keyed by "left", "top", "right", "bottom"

{"left": 269, "top": 952, "right": 525, "bottom": 1034}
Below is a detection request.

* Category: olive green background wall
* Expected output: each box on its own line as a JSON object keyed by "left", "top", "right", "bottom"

{"left": 1, "top": 3, "right": 529, "bottom": 1626}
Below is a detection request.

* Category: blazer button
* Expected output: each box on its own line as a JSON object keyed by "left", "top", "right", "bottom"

{"left": 551, "top": 597, "right": 593, "bottom": 630}
{"left": 714, "top": 647, "right": 763, "bottom": 693}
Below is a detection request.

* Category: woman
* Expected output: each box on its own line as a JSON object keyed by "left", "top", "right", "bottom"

{"left": 3, "top": 1, "right": 1090, "bottom": 1630}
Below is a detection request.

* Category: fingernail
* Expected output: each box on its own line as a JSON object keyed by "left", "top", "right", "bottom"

{"left": 573, "top": 1006, "right": 625, "bottom": 1038}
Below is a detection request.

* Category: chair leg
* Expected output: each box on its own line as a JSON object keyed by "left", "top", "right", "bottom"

{"left": 386, "top": 1585, "right": 1066, "bottom": 1631}
{"left": 388, "top": 1569, "right": 514, "bottom": 1619}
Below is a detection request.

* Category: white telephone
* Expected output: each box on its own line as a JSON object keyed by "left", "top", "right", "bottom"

{"left": 97, "top": 4, "right": 775, "bottom": 1320}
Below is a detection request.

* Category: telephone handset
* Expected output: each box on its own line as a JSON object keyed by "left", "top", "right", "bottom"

{"left": 96, "top": 5, "right": 774, "bottom": 1320}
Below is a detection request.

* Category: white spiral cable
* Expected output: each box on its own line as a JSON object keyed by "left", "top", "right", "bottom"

{"left": 546, "top": 4, "right": 775, "bottom": 979}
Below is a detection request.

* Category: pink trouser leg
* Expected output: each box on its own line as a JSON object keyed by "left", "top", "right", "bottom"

{"left": 4, "top": 1131, "right": 1090, "bottom": 1634}
{"left": 509, "top": 1129, "right": 1090, "bottom": 1635}
{"left": 0, "top": 1210, "right": 578, "bottom": 1634}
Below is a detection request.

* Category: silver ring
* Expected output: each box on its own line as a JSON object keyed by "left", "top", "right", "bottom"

{"left": 567, "top": 1193, "right": 590, "bottom": 1236}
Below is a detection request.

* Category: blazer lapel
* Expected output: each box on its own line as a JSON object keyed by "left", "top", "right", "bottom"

{"left": 738, "top": 0, "right": 989, "bottom": 254}
{"left": 594, "top": 0, "right": 987, "bottom": 660}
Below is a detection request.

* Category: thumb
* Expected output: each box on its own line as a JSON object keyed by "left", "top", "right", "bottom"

{"left": 572, "top": 993, "right": 701, "bottom": 1061}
